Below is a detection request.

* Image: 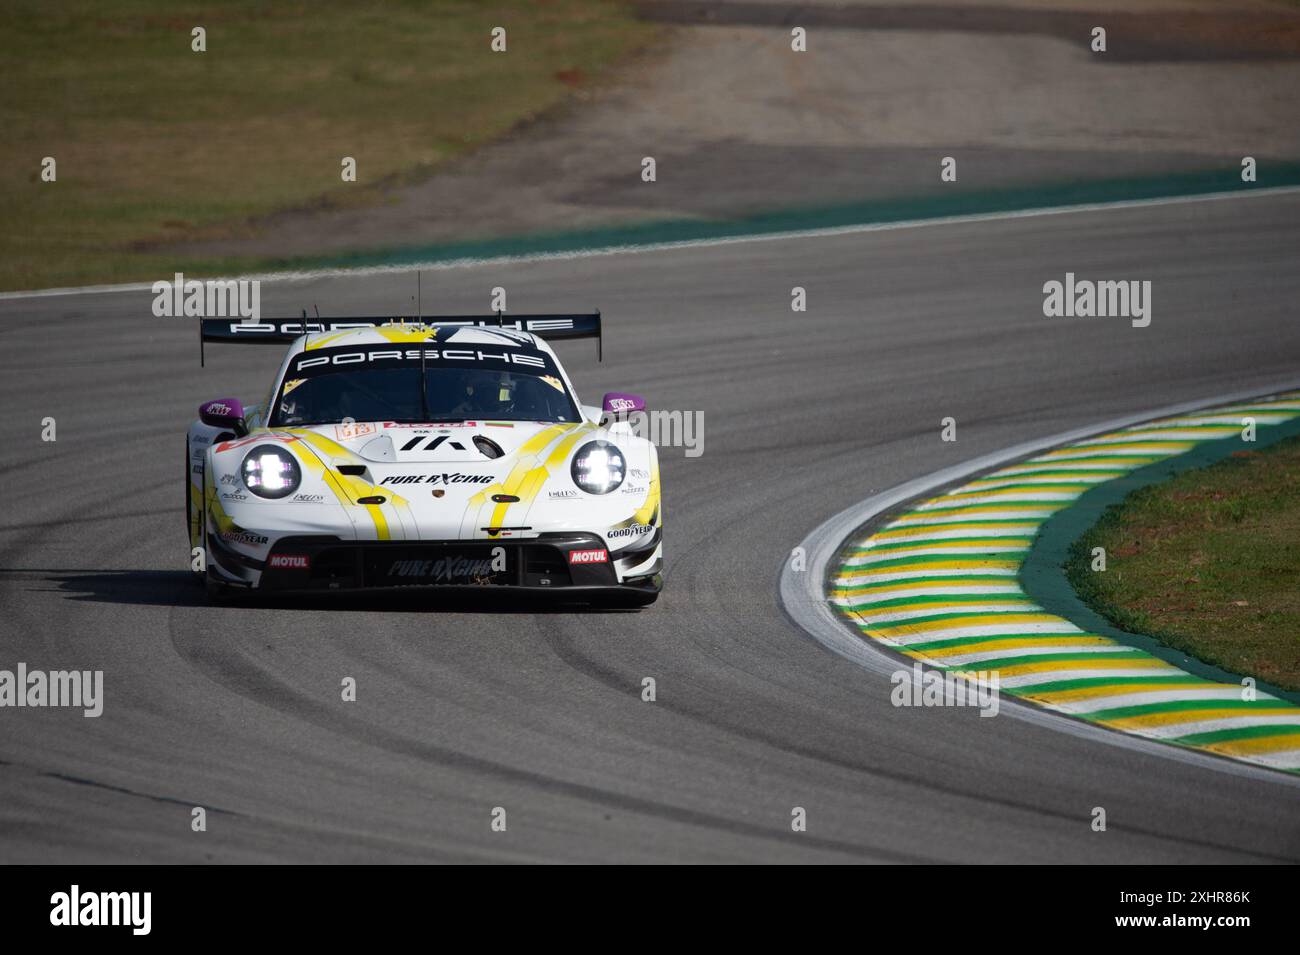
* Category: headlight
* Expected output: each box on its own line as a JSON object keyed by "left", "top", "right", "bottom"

{"left": 571, "top": 440, "right": 625, "bottom": 495}
{"left": 241, "top": 445, "right": 302, "bottom": 499}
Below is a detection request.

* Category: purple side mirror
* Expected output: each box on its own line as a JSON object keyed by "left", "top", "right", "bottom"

{"left": 199, "top": 397, "right": 248, "bottom": 435}
{"left": 601, "top": 392, "right": 646, "bottom": 415}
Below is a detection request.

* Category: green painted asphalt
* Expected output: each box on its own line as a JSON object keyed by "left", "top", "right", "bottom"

{"left": 276, "top": 163, "right": 1300, "bottom": 272}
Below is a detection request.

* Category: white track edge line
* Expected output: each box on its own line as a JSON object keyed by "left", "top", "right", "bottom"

{"left": 4, "top": 184, "right": 1299, "bottom": 301}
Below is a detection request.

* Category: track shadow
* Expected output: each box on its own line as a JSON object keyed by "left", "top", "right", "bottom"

{"left": 2, "top": 568, "right": 646, "bottom": 614}
{"left": 3, "top": 569, "right": 207, "bottom": 608}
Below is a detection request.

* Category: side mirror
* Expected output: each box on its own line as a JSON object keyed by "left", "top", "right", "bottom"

{"left": 199, "top": 397, "right": 248, "bottom": 437}
{"left": 601, "top": 392, "right": 646, "bottom": 415}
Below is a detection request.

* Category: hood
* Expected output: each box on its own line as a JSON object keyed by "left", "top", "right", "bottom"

{"left": 299, "top": 419, "right": 571, "bottom": 464}
{"left": 290, "top": 418, "right": 615, "bottom": 537}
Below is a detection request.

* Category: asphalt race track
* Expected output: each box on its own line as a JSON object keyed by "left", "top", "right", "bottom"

{"left": 2, "top": 191, "right": 1299, "bottom": 863}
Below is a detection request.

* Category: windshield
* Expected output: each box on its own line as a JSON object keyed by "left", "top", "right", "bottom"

{"left": 270, "top": 343, "right": 580, "bottom": 426}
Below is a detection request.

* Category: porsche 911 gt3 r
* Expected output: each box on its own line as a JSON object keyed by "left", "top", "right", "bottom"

{"left": 186, "top": 313, "right": 661, "bottom": 606}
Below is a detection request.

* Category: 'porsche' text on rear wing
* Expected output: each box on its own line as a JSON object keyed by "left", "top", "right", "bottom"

{"left": 198, "top": 312, "right": 601, "bottom": 365}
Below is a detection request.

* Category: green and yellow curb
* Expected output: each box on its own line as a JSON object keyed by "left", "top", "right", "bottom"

{"left": 830, "top": 393, "right": 1300, "bottom": 775}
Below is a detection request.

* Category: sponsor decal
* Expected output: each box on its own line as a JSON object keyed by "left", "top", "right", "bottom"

{"left": 628, "top": 467, "right": 650, "bottom": 479}
{"left": 335, "top": 422, "right": 376, "bottom": 440}
{"left": 268, "top": 554, "right": 310, "bottom": 570}
{"left": 222, "top": 320, "right": 384, "bottom": 338}
{"left": 606, "top": 397, "right": 638, "bottom": 413}
{"left": 381, "top": 472, "right": 493, "bottom": 486}
{"left": 385, "top": 421, "right": 478, "bottom": 430}
{"left": 568, "top": 549, "right": 609, "bottom": 564}
{"left": 386, "top": 550, "right": 507, "bottom": 582}
{"left": 219, "top": 317, "right": 579, "bottom": 340}
{"left": 292, "top": 345, "right": 550, "bottom": 376}
{"left": 608, "top": 524, "right": 653, "bottom": 541}
{"left": 400, "top": 435, "right": 467, "bottom": 452}
{"left": 540, "top": 375, "right": 565, "bottom": 393}
{"left": 220, "top": 529, "right": 268, "bottom": 546}
{"left": 219, "top": 473, "right": 241, "bottom": 485}
{"left": 548, "top": 489, "right": 580, "bottom": 500}
{"left": 219, "top": 491, "right": 249, "bottom": 502}
{"left": 620, "top": 483, "right": 648, "bottom": 496}
{"left": 289, "top": 493, "right": 325, "bottom": 503}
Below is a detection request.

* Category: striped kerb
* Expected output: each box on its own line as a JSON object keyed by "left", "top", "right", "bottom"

{"left": 830, "top": 395, "right": 1300, "bottom": 775}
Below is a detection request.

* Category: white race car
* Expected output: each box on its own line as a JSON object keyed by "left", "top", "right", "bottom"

{"left": 186, "top": 313, "right": 661, "bottom": 606}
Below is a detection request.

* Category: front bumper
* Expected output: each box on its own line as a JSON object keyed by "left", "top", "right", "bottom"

{"left": 209, "top": 531, "right": 660, "bottom": 595}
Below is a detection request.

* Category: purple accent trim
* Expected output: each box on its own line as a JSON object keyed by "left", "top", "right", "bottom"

{"left": 601, "top": 392, "right": 645, "bottom": 414}
{"left": 199, "top": 397, "right": 245, "bottom": 428}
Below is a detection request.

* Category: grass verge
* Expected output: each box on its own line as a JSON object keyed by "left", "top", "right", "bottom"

{"left": 1067, "top": 435, "right": 1300, "bottom": 691}
{"left": 0, "top": 0, "right": 654, "bottom": 290}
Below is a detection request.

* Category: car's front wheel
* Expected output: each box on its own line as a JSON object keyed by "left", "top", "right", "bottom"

{"left": 186, "top": 441, "right": 204, "bottom": 582}
{"left": 198, "top": 510, "right": 241, "bottom": 604}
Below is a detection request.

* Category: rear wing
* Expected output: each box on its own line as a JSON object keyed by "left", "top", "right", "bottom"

{"left": 199, "top": 311, "right": 601, "bottom": 366}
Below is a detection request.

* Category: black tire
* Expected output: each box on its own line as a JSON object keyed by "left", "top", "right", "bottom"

{"left": 187, "top": 441, "right": 209, "bottom": 582}
{"left": 184, "top": 439, "right": 190, "bottom": 537}
{"left": 199, "top": 513, "right": 234, "bottom": 603}
{"left": 186, "top": 440, "right": 203, "bottom": 581}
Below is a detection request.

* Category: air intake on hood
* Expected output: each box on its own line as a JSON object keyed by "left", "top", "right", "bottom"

{"left": 474, "top": 435, "right": 504, "bottom": 459}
